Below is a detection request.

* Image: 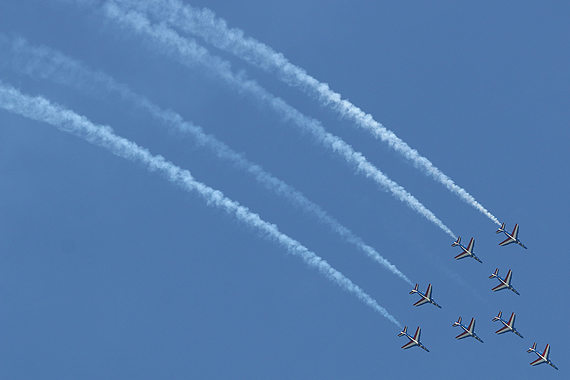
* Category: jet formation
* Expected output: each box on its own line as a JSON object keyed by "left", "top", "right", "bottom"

{"left": 398, "top": 223, "right": 557, "bottom": 370}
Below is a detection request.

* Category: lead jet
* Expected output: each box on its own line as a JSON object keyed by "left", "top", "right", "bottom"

{"left": 452, "top": 316, "right": 484, "bottom": 343}
{"left": 489, "top": 268, "right": 520, "bottom": 295}
{"left": 409, "top": 283, "right": 442, "bottom": 308}
{"left": 398, "top": 326, "right": 429, "bottom": 352}
{"left": 496, "top": 223, "right": 527, "bottom": 249}
{"left": 451, "top": 237, "right": 482, "bottom": 263}
{"left": 492, "top": 311, "right": 523, "bottom": 338}
{"left": 527, "top": 343, "right": 558, "bottom": 370}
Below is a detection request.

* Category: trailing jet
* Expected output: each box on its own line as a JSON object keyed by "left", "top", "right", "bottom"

{"left": 496, "top": 223, "right": 527, "bottom": 249}
{"left": 452, "top": 316, "right": 483, "bottom": 343}
{"left": 492, "top": 311, "right": 523, "bottom": 338}
{"left": 527, "top": 342, "right": 558, "bottom": 370}
{"left": 451, "top": 237, "right": 482, "bottom": 263}
{"left": 410, "top": 283, "right": 442, "bottom": 308}
{"left": 398, "top": 326, "right": 429, "bottom": 352}
{"left": 489, "top": 268, "right": 520, "bottom": 295}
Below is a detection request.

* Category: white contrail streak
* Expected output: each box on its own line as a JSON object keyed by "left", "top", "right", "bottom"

{"left": 120, "top": 0, "right": 500, "bottom": 226}
{"left": 102, "top": 2, "right": 456, "bottom": 239}
{"left": 1, "top": 37, "right": 412, "bottom": 284}
{"left": 0, "top": 80, "right": 402, "bottom": 327}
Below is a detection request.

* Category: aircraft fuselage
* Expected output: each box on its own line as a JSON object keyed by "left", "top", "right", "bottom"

{"left": 453, "top": 240, "right": 482, "bottom": 263}
{"left": 454, "top": 322, "right": 484, "bottom": 342}
{"left": 403, "top": 335, "right": 428, "bottom": 352}
{"left": 496, "top": 277, "right": 519, "bottom": 295}
{"left": 496, "top": 318, "right": 523, "bottom": 338}
{"left": 498, "top": 229, "right": 527, "bottom": 249}
{"left": 399, "top": 327, "right": 429, "bottom": 352}
{"left": 410, "top": 284, "right": 442, "bottom": 308}
{"left": 417, "top": 292, "right": 441, "bottom": 308}
{"left": 529, "top": 349, "right": 558, "bottom": 370}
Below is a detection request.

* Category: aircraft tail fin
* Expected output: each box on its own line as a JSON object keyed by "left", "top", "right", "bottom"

{"left": 451, "top": 236, "right": 461, "bottom": 247}
{"left": 496, "top": 223, "right": 506, "bottom": 234}
{"left": 489, "top": 268, "right": 499, "bottom": 279}
{"left": 409, "top": 284, "right": 419, "bottom": 295}
{"left": 527, "top": 342, "right": 537, "bottom": 353}
{"left": 398, "top": 326, "right": 408, "bottom": 337}
{"left": 493, "top": 311, "right": 502, "bottom": 322}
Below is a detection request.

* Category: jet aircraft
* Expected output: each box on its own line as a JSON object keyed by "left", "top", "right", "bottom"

{"left": 410, "top": 283, "right": 442, "bottom": 308}
{"left": 398, "top": 326, "right": 429, "bottom": 352}
{"left": 489, "top": 268, "right": 520, "bottom": 295}
{"left": 496, "top": 223, "right": 527, "bottom": 249}
{"left": 527, "top": 342, "right": 558, "bottom": 370}
{"left": 492, "top": 311, "right": 523, "bottom": 338}
{"left": 452, "top": 316, "right": 483, "bottom": 343}
{"left": 451, "top": 237, "right": 482, "bottom": 263}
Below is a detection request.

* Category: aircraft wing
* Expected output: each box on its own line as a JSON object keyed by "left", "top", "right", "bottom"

{"left": 512, "top": 224, "right": 519, "bottom": 239}
{"left": 454, "top": 251, "right": 471, "bottom": 260}
{"left": 499, "top": 237, "right": 516, "bottom": 246}
{"left": 413, "top": 298, "right": 430, "bottom": 307}
{"left": 401, "top": 339, "right": 418, "bottom": 350}
{"left": 530, "top": 356, "right": 546, "bottom": 366}
{"left": 543, "top": 344, "right": 550, "bottom": 360}
{"left": 505, "top": 270, "right": 513, "bottom": 284}
{"left": 455, "top": 330, "right": 472, "bottom": 340}
{"left": 495, "top": 325, "right": 512, "bottom": 334}
{"left": 425, "top": 284, "right": 433, "bottom": 299}
{"left": 467, "top": 318, "right": 475, "bottom": 333}
{"left": 413, "top": 327, "right": 421, "bottom": 341}
{"left": 507, "top": 312, "right": 516, "bottom": 327}
{"left": 466, "top": 238, "right": 474, "bottom": 253}
{"left": 492, "top": 282, "right": 508, "bottom": 292}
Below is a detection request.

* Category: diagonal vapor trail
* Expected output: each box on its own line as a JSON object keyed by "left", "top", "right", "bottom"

{"left": 0, "top": 80, "right": 402, "bottom": 327}
{"left": 101, "top": 2, "right": 457, "bottom": 239}
{"left": 1, "top": 36, "right": 412, "bottom": 284}
{"left": 121, "top": 0, "right": 500, "bottom": 226}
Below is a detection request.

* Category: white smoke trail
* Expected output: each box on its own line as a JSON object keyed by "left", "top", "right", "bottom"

{"left": 102, "top": 2, "right": 457, "bottom": 239}
{"left": 120, "top": 0, "right": 500, "bottom": 226}
{"left": 2, "top": 36, "right": 412, "bottom": 284}
{"left": 0, "top": 80, "right": 402, "bottom": 327}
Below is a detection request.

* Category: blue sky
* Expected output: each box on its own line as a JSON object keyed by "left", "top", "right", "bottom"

{"left": 1, "top": 1, "right": 568, "bottom": 378}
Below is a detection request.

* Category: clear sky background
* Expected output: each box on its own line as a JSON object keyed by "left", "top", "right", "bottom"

{"left": 1, "top": 1, "right": 568, "bottom": 379}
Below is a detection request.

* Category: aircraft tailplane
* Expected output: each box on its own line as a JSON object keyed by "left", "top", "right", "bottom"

{"left": 496, "top": 223, "right": 506, "bottom": 234}
{"left": 493, "top": 311, "right": 502, "bottom": 321}
{"left": 527, "top": 342, "right": 537, "bottom": 353}
{"left": 409, "top": 284, "right": 419, "bottom": 294}
{"left": 398, "top": 326, "right": 408, "bottom": 337}
{"left": 452, "top": 316, "right": 462, "bottom": 326}
{"left": 489, "top": 268, "right": 499, "bottom": 279}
